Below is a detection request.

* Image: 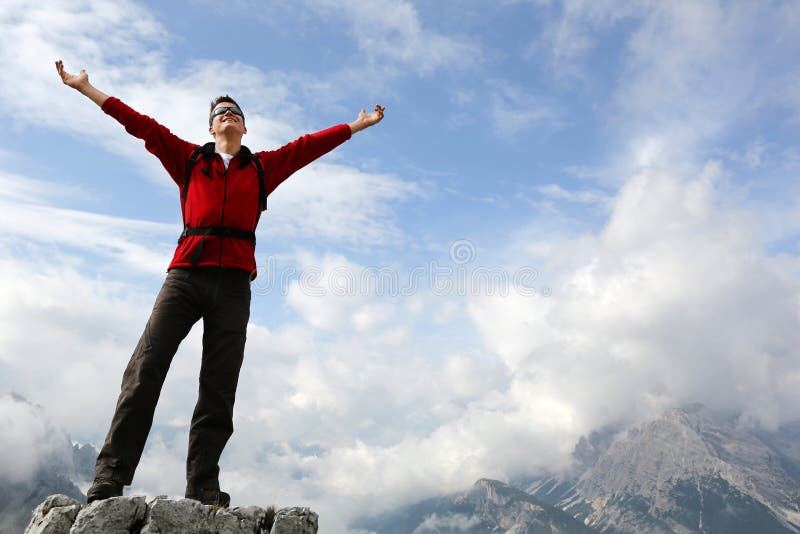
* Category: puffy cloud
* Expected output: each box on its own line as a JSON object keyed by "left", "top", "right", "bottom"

{"left": 264, "top": 163, "right": 422, "bottom": 248}
{"left": 475, "top": 162, "right": 800, "bottom": 432}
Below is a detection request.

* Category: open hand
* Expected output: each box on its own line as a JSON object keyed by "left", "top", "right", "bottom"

{"left": 357, "top": 104, "right": 385, "bottom": 127}
{"left": 350, "top": 104, "right": 385, "bottom": 134}
{"left": 55, "top": 60, "right": 88, "bottom": 89}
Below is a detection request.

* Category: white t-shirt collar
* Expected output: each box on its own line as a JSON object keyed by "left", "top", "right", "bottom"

{"left": 215, "top": 148, "right": 234, "bottom": 170}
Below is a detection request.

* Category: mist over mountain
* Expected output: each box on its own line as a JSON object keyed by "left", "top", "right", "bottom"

{"left": 0, "top": 393, "right": 96, "bottom": 533}
{"left": 354, "top": 478, "right": 596, "bottom": 533}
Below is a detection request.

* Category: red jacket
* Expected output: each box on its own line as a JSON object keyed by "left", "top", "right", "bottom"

{"left": 102, "top": 97, "right": 351, "bottom": 275}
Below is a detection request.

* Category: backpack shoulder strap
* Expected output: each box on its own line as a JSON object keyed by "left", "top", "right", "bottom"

{"left": 251, "top": 153, "right": 267, "bottom": 212}
{"left": 181, "top": 142, "right": 215, "bottom": 225}
{"left": 183, "top": 142, "right": 215, "bottom": 198}
{"left": 237, "top": 146, "right": 267, "bottom": 214}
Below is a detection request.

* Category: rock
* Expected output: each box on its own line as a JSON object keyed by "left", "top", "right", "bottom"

{"left": 271, "top": 507, "right": 318, "bottom": 534}
{"left": 24, "top": 494, "right": 81, "bottom": 534}
{"left": 23, "top": 494, "right": 316, "bottom": 534}
{"left": 214, "top": 505, "right": 268, "bottom": 534}
{"left": 139, "top": 496, "right": 212, "bottom": 533}
{"left": 70, "top": 496, "right": 147, "bottom": 534}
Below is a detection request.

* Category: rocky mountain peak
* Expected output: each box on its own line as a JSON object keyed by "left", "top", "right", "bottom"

{"left": 555, "top": 408, "right": 800, "bottom": 532}
{"left": 467, "top": 478, "right": 522, "bottom": 506}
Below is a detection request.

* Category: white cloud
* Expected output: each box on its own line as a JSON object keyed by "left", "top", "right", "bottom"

{"left": 413, "top": 513, "right": 481, "bottom": 533}
{"left": 0, "top": 251, "right": 169, "bottom": 437}
{"left": 304, "top": 0, "right": 480, "bottom": 76}
{"left": 0, "top": 174, "right": 176, "bottom": 276}
{"left": 473, "top": 162, "right": 800, "bottom": 435}
{"left": 263, "top": 162, "right": 422, "bottom": 247}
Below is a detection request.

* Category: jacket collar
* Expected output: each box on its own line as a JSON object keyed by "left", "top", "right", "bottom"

{"left": 202, "top": 142, "right": 253, "bottom": 157}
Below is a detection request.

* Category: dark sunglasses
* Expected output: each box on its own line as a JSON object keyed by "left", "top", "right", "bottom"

{"left": 210, "top": 106, "right": 244, "bottom": 122}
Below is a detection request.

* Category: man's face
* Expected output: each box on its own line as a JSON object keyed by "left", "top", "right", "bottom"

{"left": 209, "top": 103, "right": 247, "bottom": 138}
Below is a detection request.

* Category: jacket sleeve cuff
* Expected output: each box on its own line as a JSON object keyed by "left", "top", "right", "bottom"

{"left": 101, "top": 96, "right": 121, "bottom": 115}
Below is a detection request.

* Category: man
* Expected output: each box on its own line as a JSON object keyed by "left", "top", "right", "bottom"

{"left": 55, "top": 60, "right": 384, "bottom": 506}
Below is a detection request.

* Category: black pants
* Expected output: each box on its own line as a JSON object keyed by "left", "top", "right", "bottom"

{"left": 94, "top": 267, "right": 251, "bottom": 494}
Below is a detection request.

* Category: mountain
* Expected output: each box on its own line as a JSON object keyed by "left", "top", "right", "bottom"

{"left": 525, "top": 407, "right": 800, "bottom": 533}
{"left": 353, "top": 478, "right": 598, "bottom": 533}
{"left": 361, "top": 407, "right": 800, "bottom": 533}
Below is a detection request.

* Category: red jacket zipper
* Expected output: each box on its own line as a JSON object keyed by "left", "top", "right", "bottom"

{"left": 218, "top": 156, "right": 229, "bottom": 266}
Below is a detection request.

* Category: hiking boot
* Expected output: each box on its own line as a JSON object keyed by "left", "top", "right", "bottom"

{"left": 87, "top": 479, "right": 123, "bottom": 503}
{"left": 186, "top": 488, "right": 230, "bottom": 507}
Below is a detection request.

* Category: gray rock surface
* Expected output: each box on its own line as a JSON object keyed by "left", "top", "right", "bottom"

{"left": 24, "top": 495, "right": 82, "bottom": 534}
{"left": 140, "top": 496, "right": 211, "bottom": 533}
{"left": 23, "top": 494, "right": 311, "bottom": 534}
{"left": 270, "top": 507, "right": 318, "bottom": 534}
{"left": 214, "top": 505, "right": 269, "bottom": 534}
{"left": 70, "top": 496, "right": 147, "bottom": 534}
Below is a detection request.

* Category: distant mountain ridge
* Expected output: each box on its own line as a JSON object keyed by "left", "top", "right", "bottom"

{"left": 357, "top": 407, "right": 800, "bottom": 533}
{"left": 354, "top": 478, "right": 596, "bottom": 533}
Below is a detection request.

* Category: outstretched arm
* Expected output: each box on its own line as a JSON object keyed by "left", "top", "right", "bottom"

{"left": 54, "top": 59, "right": 193, "bottom": 187}
{"left": 55, "top": 60, "right": 109, "bottom": 107}
{"left": 349, "top": 104, "right": 385, "bottom": 134}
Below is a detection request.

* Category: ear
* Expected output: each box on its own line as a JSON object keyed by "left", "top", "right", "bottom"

{"left": 243, "top": 125, "right": 247, "bottom": 135}
{"left": 209, "top": 126, "right": 216, "bottom": 137}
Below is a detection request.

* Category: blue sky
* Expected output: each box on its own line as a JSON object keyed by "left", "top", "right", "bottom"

{"left": 2, "top": 1, "right": 800, "bottom": 532}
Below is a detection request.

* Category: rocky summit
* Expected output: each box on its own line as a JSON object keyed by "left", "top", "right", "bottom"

{"left": 24, "top": 494, "right": 318, "bottom": 534}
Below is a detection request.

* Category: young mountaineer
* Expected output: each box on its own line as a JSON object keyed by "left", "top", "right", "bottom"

{"left": 55, "top": 60, "right": 385, "bottom": 506}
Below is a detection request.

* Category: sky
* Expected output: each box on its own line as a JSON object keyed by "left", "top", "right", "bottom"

{"left": 1, "top": 0, "right": 800, "bottom": 531}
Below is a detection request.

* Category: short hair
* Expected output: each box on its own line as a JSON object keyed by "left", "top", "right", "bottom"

{"left": 209, "top": 95, "right": 243, "bottom": 126}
